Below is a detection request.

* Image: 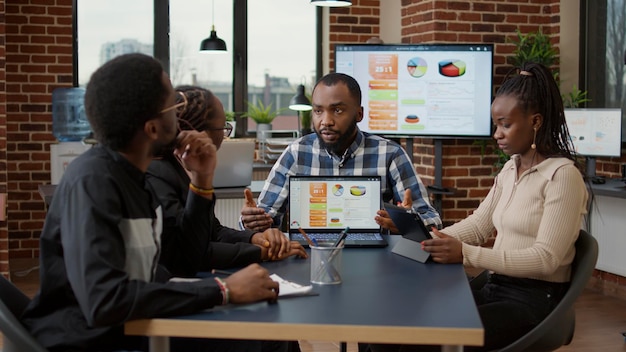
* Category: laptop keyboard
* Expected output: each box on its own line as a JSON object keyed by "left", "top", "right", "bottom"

{"left": 292, "top": 232, "right": 383, "bottom": 242}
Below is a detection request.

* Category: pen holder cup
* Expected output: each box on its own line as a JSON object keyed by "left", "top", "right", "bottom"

{"left": 310, "top": 243, "right": 344, "bottom": 285}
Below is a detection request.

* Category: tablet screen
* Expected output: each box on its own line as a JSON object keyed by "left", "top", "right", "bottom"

{"left": 384, "top": 203, "right": 433, "bottom": 242}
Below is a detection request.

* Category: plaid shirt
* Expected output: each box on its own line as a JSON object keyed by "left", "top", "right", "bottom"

{"left": 257, "top": 130, "right": 442, "bottom": 229}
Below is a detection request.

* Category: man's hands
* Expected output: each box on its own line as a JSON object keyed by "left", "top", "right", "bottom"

{"left": 251, "top": 229, "right": 308, "bottom": 260}
{"left": 241, "top": 188, "right": 273, "bottom": 232}
{"left": 375, "top": 189, "right": 413, "bottom": 233}
{"left": 421, "top": 228, "right": 463, "bottom": 264}
{"left": 224, "top": 264, "right": 279, "bottom": 304}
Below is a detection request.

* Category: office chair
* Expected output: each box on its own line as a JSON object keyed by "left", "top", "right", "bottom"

{"left": 0, "top": 275, "right": 48, "bottom": 352}
{"left": 470, "top": 229, "right": 598, "bottom": 352}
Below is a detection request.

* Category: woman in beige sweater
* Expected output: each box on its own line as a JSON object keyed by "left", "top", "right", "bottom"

{"left": 370, "top": 62, "right": 588, "bottom": 352}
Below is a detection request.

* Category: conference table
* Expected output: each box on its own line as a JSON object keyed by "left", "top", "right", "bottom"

{"left": 124, "top": 235, "right": 484, "bottom": 352}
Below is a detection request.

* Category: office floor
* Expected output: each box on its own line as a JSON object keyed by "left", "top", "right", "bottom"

{"left": 3, "top": 265, "right": 626, "bottom": 352}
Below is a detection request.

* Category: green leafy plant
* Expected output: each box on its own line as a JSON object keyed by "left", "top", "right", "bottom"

{"left": 509, "top": 28, "right": 558, "bottom": 68}
{"left": 225, "top": 110, "right": 236, "bottom": 122}
{"left": 241, "top": 100, "right": 285, "bottom": 124}
{"left": 563, "top": 85, "right": 591, "bottom": 108}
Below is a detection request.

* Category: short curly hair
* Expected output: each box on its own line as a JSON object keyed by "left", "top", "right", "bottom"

{"left": 85, "top": 53, "right": 169, "bottom": 151}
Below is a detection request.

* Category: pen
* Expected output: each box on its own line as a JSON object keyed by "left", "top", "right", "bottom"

{"left": 330, "top": 227, "right": 350, "bottom": 248}
{"left": 298, "top": 227, "right": 315, "bottom": 247}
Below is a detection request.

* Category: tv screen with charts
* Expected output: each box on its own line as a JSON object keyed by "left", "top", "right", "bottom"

{"left": 564, "top": 108, "right": 623, "bottom": 157}
{"left": 335, "top": 43, "right": 494, "bottom": 138}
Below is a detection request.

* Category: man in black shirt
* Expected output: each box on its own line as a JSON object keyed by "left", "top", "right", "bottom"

{"left": 22, "top": 53, "right": 287, "bottom": 352}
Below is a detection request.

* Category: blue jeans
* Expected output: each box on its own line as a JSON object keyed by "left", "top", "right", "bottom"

{"left": 365, "top": 274, "right": 568, "bottom": 352}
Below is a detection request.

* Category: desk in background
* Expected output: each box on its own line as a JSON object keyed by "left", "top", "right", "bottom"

{"left": 588, "top": 178, "right": 626, "bottom": 276}
{"left": 125, "top": 235, "right": 484, "bottom": 352}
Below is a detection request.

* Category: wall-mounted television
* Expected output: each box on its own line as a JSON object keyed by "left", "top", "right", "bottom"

{"left": 335, "top": 43, "right": 494, "bottom": 138}
{"left": 564, "top": 108, "right": 623, "bottom": 158}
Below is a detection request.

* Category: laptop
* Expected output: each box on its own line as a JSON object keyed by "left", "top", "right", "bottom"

{"left": 212, "top": 140, "right": 255, "bottom": 188}
{"left": 384, "top": 202, "right": 433, "bottom": 263}
{"left": 288, "top": 175, "right": 387, "bottom": 248}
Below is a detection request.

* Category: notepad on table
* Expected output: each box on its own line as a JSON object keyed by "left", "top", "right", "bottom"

{"left": 270, "top": 274, "right": 314, "bottom": 297}
{"left": 170, "top": 274, "right": 314, "bottom": 298}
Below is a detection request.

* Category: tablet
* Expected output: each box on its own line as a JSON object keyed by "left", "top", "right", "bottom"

{"left": 384, "top": 203, "right": 433, "bottom": 263}
{"left": 384, "top": 203, "right": 433, "bottom": 241}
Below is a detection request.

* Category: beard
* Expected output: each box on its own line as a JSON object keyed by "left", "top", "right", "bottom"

{"left": 151, "top": 123, "right": 179, "bottom": 158}
{"left": 315, "top": 119, "right": 357, "bottom": 156}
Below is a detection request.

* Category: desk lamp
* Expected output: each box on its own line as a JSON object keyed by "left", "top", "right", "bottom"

{"left": 289, "top": 84, "right": 312, "bottom": 133}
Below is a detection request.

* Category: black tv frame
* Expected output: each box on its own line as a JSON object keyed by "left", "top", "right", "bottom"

{"left": 334, "top": 43, "right": 494, "bottom": 139}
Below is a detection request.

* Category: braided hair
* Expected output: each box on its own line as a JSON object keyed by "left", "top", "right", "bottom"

{"left": 496, "top": 62, "right": 580, "bottom": 169}
{"left": 174, "top": 85, "right": 219, "bottom": 132}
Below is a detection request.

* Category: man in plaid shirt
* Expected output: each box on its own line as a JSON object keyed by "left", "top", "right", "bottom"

{"left": 241, "top": 73, "right": 441, "bottom": 233}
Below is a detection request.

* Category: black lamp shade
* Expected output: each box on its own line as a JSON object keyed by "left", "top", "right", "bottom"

{"left": 310, "top": 0, "right": 352, "bottom": 6}
{"left": 289, "top": 85, "right": 312, "bottom": 111}
{"left": 200, "top": 27, "right": 227, "bottom": 52}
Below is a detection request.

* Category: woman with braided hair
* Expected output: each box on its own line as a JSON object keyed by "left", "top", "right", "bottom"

{"left": 147, "top": 85, "right": 306, "bottom": 279}
{"left": 366, "top": 62, "right": 588, "bottom": 351}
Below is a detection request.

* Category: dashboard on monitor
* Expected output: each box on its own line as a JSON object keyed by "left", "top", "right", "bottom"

{"left": 564, "top": 108, "right": 623, "bottom": 158}
{"left": 335, "top": 43, "right": 494, "bottom": 138}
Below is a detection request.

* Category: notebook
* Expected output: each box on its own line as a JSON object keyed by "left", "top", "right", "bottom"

{"left": 288, "top": 175, "right": 387, "bottom": 248}
{"left": 212, "top": 140, "right": 255, "bottom": 189}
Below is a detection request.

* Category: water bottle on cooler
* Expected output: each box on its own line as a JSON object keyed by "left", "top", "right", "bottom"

{"left": 52, "top": 87, "right": 91, "bottom": 142}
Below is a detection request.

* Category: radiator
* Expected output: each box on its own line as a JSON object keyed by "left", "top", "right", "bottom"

{"left": 215, "top": 198, "right": 245, "bottom": 229}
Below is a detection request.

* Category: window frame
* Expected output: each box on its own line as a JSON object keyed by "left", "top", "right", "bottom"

{"left": 73, "top": 0, "right": 322, "bottom": 137}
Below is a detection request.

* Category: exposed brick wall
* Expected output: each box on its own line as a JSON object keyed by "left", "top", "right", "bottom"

{"left": 327, "top": 0, "right": 381, "bottom": 71}
{"left": 0, "top": 0, "right": 9, "bottom": 277}
{"left": 2, "top": 0, "right": 73, "bottom": 274}
{"left": 329, "top": 0, "right": 563, "bottom": 224}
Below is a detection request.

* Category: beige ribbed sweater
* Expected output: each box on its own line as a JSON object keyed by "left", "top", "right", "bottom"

{"left": 443, "top": 155, "right": 588, "bottom": 283}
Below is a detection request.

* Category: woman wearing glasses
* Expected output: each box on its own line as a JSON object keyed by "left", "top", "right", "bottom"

{"left": 147, "top": 85, "right": 307, "bottom": 279}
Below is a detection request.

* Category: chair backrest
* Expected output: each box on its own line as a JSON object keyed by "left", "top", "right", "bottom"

{"left": 0, "top": 275, "right": 48, "bottom": 352}
{"left": 496, "top": 229, "right": 599, "bottom": 352}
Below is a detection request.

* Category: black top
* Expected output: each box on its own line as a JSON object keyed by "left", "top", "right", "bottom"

{"left": 22, "top": 145, "right": 225, "bottom": 351}
{"left": 147, "top": 154, "right": 261, "bottom": 276}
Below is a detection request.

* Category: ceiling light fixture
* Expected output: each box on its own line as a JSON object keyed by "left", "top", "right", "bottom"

{"left": 310, "top": 0, "right": 352, "bottom": 7}
{"left": 200, "top": 0, "right": 227, "bottom": 53}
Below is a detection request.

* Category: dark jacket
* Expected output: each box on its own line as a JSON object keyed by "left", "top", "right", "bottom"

{"left": 147, "top": 154, "right": 261, "bottom": 277}
{"left": 22, "top": 145, "right": 224, "bottom": 351}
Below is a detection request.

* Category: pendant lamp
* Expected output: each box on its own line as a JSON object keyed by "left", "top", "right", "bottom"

{"left": 200, "top": 0, "right": 227, "bottom": 53}
{"left": 310, "top": 0, "right": 352, "bottom": 6}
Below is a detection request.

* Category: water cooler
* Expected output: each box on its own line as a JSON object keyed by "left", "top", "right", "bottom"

{"left": 50, "top": 87, "right": 92, "bottom": 184}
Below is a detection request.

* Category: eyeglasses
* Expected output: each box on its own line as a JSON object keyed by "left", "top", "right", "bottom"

{"left": 160, "top": 91, "right": 188, "bottom": 114}
{"left": 207, "top": 122, "right": 234, "bottom": 137}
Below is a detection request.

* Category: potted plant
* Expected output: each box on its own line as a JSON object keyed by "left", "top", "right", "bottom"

{"left": 241, "top": 100, "right": 285, "bottom": 142}
{"left": 224, "top": 110, "right": 236, "bottom": 138}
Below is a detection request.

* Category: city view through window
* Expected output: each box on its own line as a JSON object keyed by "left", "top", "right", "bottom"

{"left": 78, "top": 0, "right": 317, "bottom": 133}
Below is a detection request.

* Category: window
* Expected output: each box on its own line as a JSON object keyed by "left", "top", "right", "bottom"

{"left": 77, "top": 0, "right": 318, "bottom": 135}
{"left": 582, "top": 0, "right": 626, "bottom": 140}
{"left": 77, "top": 0, "right": 154, "bottom": 86}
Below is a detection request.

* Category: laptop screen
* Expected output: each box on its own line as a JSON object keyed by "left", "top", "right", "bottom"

{"left": 288, "top": 175, "right": 382, "bottom": 233}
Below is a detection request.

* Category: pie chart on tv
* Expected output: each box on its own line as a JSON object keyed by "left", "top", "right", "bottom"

{"left": 438, "top": 59, "right": 466, "bottom": 77}
{"left": 407, "top": 57, "right": 427, "bottom": 78}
